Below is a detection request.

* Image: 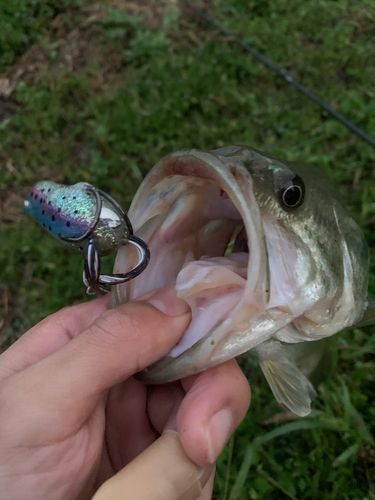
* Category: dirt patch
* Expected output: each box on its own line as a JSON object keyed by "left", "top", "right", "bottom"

{"left": 0, "top": 98, "right": 20, "bottom": 121}
{"left": 0, "top": 1, "right": 181, "bottom": 99}
{"left": 53, "top": 4, "right": 108, "bottom": 74}
{"left": 0, "top": 43, "right": 49, "bottom": 99}
{"left": 0, "top": 190, "right": 24, "bottom": 223}
{"left": 0, "top": 5, "right": 109, "bottom": 98}
{"left": 119, "top": 0, "right": 178, "bottom": 30}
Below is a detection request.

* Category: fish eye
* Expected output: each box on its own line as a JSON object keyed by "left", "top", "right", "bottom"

{"left": 280, "top": 176, "right": 305, "bottom": 208}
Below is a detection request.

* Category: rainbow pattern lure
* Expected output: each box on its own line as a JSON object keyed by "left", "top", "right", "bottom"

{"left": 24, "top": 181, "right": 150, "bottom": 295}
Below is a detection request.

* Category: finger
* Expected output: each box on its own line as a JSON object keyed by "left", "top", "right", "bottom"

{"left": 0, "top": 295, "right": 110, "bottom": 379}
{"left": 92, "top": 431, "right": 214, "bottom": 500}
{"left": 2, "top": 287, "right": 191, "bottom": 437}
{"left": 148, "top": 382, "right": 185, "bottom": 434}
{"left": 105, "top": 378, "right": 158, "bottom": 471}
{"left": 177, "top": 359, "right": 251, "bottom": 466}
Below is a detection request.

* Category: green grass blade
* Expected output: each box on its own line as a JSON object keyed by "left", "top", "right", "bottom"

{"left": 223, "top": 435, "right": 234, "bottom": 500}
{"left": 229, "top": 444, "right": 257, "bottom": 500}
{"left": 332, "top": 443, "right": 361, "bottom": 467}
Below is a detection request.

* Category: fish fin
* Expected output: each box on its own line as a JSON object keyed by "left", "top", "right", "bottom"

{"left": 281, "top": 337, "right": 336, "bottom": 387}
{"left": 256, "top": 341, "right": 317, "bottom": 417}
{"left": 351, "top": 298, "right": 375, "bottom": 328}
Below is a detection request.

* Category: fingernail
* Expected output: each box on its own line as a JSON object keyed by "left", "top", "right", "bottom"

{"left": 148, "top": 286, "right": 191, "bottom": 317}
{"left": 207, "top": 409, "right": 233, "bottom": 463}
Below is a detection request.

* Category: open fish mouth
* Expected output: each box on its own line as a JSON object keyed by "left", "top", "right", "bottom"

{"left": 110, "top": 146, "right": 369, "bottom": 415}
{"left": 111, "top": 147, "right": 274, "bottom": 381}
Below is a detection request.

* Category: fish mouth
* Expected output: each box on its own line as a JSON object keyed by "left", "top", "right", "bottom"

{"left": 111, "top": 148, "right": 281, "bottom": 383}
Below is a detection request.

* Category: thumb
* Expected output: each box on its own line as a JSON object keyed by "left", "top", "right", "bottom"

{"left": 2, "top": 287, "right": 190, "bottom": 434}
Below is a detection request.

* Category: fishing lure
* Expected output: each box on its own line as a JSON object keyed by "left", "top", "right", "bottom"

{"left": 23, "top": 181, "right": 150, "bottom": 295}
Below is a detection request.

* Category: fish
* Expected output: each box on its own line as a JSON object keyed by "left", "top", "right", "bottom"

{"left": 110, "top": 145, "right": 375, "bottom": 416}
{"left": 24, "top": 181, "right": 150, "bottom": 295}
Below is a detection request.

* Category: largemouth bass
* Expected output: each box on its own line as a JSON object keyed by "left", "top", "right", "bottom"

{"left": 111, "top": 145, "right": 373, "bottom": 416}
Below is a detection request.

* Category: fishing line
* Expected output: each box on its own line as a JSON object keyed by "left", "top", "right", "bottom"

{"left": 179, "top": 0, "right": 375, "bottom": 149}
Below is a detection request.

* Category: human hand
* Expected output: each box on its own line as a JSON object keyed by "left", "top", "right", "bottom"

{"left": 0, "top": 287, "right": 251, "bottom": 500}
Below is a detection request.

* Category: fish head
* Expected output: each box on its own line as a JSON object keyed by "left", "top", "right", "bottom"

{"left": 24, "top": 181, "right": 130, "bottom": 255}
{"left": 110, "top": 146, "right": 369, "bottom": 389}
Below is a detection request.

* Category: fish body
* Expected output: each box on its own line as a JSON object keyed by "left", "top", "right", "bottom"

{"left": 24, "top": 181, "right": 130, "bottom": 256}
{"left": 111, "top": 145, "right": 371, "bottom": 416}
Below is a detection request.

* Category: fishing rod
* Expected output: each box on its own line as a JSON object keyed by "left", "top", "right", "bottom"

{"left": 179, "top": 0, "right": 375, "bottom": 149}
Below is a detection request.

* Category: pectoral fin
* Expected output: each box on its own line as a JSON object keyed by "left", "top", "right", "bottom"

{"left": 352, "top": 298, "right": 375, "bottom": 328}
{"left": 254, "top": 341, "right": 317, "bottom": 417}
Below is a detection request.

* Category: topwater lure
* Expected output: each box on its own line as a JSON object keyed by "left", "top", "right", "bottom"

{"left": 24, "top": 181, "right": 150, "bottom": 295}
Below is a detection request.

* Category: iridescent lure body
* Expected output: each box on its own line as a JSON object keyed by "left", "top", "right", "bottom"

{"left": 24, "top": 181, "right": 150, "bottom": 294}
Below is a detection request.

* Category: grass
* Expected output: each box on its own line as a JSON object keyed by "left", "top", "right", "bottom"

{"left": 0, "top": 0, "right": 374, "bottom": 498}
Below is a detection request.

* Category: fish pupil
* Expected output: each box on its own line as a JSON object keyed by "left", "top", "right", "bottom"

{"left": 280, "top": 175, "right": 305, "bottom": 209}
{"left": 283, "top": 185, "right": 302, "bottom": 206}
